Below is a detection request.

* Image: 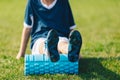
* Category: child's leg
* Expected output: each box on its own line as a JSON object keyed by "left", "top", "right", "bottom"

{"left": 32, "top": 37, "right": 69, "bottom": 54}
{"left": 58, "top": 36, "right": 82, "bottom": 57}
{"left": 58, "top": 37, "right": 69, "bottom": 54}
{"left": 32, "top": 38, "right": 46, "bottom": 54}
{"left": 32, "top": 30, "right": 60, "bottom": 62}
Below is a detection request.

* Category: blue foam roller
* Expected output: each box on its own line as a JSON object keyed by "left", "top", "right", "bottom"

{"left": 24, "top": 54, "right": 78, "bottom": 75}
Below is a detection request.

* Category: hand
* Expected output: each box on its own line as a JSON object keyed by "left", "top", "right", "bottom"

{"left": 16, "top": 52, "right": 24, "bottom": 59}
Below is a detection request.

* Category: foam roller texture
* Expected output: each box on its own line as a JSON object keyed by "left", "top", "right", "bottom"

{"left": 24, "top": 54, "right": 78, "bottom": 75}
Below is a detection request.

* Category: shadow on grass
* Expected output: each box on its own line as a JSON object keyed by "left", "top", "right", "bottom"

{"left": 78, "top": 57, "right": 120, "bottom": 80}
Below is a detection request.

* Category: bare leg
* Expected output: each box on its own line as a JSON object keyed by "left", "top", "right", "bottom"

{"left": 38, "top": 39, "right": 81, "bottom": 59}
{"left": 32, "top": 38, "right": 45, "bottom": 54}
{"left": 39, "top": 40, "right": 45, "bottom": 54}
{"left": 58, "top": 41, "right": 68, "bottom": 54}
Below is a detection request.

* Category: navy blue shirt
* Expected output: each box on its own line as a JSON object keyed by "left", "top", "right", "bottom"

{"left": 24, "top": 0, "right": 75, "bottom": 49}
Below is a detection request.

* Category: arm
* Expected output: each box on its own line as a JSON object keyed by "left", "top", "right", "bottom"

{"left": 16, "top": 27, "right": 31, "bottom": 59}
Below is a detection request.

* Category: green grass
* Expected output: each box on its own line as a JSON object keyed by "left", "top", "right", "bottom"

{"left": 0, "top": 0, "right": 120, "bottom": 80}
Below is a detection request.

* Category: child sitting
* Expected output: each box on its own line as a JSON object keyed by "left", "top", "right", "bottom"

{"left": 16, "top": 0, "right": 82, "bottom": 62}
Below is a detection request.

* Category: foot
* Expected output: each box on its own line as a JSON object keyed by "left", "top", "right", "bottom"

{"left": 68, "top": 30, "right": 82, "bottom": 62}
{"left": 45, "top": 29, "right": 60, "bottom": 62}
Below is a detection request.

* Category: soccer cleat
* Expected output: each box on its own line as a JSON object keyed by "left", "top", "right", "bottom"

{"left": 45, "top": 29, "right": 60, "bottom": 62}
{"left": 68, "top": 30, "right": 82, "bottom": 62}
